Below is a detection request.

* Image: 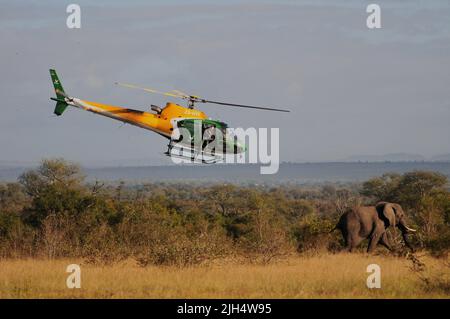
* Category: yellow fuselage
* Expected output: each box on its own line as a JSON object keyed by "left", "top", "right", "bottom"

{"left": 73, "top": 99, "right": 208, "bottom": 138}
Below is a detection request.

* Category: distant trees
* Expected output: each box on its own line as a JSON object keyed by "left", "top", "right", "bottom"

{"left": 361, "top": 173, "right": 402, "bottom": 202}
{"left": 0, "top": 183, "right": 28, "bottom": 242}
{"left": 18, "top": 159, "right": 92, "bottom": 227}
{"left": 0, "top": 159, "right": 448, "bottom": 263}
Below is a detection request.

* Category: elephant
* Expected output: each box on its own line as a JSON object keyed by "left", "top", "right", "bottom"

{"left": 333, "top": 202, "right": 417, "bottom": 253}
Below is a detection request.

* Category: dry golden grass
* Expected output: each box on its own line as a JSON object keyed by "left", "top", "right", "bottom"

{"left": 0, "top": 253, "right": 448, "bottom": 298}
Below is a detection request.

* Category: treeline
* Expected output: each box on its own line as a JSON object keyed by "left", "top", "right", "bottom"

{"left": 0, "top": 159, "right": 449, "bottom": 265}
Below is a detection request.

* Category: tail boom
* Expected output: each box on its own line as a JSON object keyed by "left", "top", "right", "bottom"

{"left": 48, "top": 69, "right": 170, "bottom": 138}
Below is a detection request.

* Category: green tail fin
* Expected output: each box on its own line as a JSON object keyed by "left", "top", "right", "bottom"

{"left": 49, "top": 69, "right": 69, "bottom": 116}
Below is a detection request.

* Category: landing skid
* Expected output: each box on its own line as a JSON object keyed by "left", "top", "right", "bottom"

{"left": 165, "top": 143, "right": 224, "bottom": 164}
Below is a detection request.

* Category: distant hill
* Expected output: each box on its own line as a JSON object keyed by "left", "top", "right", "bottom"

{"left": 2, "top": 162, "right": 450, "bottom": 184}
{"left": 431, "top": 153, "right": 450, "bottom": 162}
{"left": 339, "top": 153, "right": 427, "bottom": 162}
{"left": 0, "top": 160, "right": 37, "bottom": 169}
{"left": 339, "top": 153, "right": 450, "bottom": 163}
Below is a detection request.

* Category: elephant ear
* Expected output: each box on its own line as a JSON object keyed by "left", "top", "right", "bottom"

{"left": 376, "top": 202, "right": 396, "bottom": 227}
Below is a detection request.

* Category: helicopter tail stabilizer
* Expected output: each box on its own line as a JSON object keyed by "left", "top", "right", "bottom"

{"left": 49, "top": 69, "right": 69, "bottom": 116}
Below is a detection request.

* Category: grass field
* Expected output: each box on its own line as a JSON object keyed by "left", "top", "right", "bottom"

{"left": 0, "top": 253, "right": 448, "bottom": 298}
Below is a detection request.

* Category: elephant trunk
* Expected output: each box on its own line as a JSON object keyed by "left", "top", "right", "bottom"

{"left": 398, "top": 219, "right": 416, "bottom": 252}
{"left": 401, "top": 232, "right": 415, "bottom": 252}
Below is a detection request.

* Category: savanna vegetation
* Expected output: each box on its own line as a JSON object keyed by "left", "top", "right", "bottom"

{"left": 0, "top": 254, "right": 447, "bottom": 298}
{"left": 0, "top": 159, "right": 449, "bottom": 298}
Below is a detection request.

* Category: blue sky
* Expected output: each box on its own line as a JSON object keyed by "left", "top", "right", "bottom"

{"left": 0, "top": 0, "right": 449, "bottom": 165}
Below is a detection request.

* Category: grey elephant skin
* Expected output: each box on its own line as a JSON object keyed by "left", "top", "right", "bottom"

{"left": 334, "top": 202, "right": 417, "bottom": 253}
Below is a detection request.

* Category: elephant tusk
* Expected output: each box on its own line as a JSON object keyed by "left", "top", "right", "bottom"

{"left": 405, "top": 225, "right": 417, "bottom": 232}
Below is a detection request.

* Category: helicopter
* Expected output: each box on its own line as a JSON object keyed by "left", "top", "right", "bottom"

{"left": 49, "top": 69, "right": 290, "bottom": 163}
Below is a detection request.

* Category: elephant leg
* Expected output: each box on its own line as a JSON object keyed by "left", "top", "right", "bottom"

{"left": 367, "top": 232, "right": 382, "bottom": 253}
{"left": 402, "top": 232, "right": 415, "bottom": 252}
{"left": 341, "top": 230, "right": 354, "bottom": 252}
{"left": 348, "top": 243, "right": 355, "bottom": 252}
{"left": 379, "top": 232, "right": 392, "bottom": 251}
{"left": 345, "top": 233, "right": 352, "bottom": 251}
{"left": 347, "top": 235, "right": 363, "bottom": 252}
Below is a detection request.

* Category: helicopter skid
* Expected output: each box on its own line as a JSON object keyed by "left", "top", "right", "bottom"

{"left": 165, "top": 144, "right": 224, "bottom": 164}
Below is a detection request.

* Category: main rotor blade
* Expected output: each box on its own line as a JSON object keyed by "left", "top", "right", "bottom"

{"left": 116, "top": 82, "right": 290, "bottom": 112}
{"left": 170, "top": 89, "right": 191, "bottom": 98}
{"left": 115, "top": 82, "right": 185, "bottom": 99}
{"left": 204, "top": 100, "right": 290, "bottom": 112}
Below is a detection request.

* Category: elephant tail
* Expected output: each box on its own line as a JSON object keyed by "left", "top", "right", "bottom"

{"left": 328, "top": 212, "right": 348, "bottom": 233}
{"left": 328, "top": 221, "right": 342, "bottom": 233}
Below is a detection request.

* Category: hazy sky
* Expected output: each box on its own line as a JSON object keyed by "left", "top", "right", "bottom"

{"left": 1, "top": 0, "right": 449, "bottom": 165}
